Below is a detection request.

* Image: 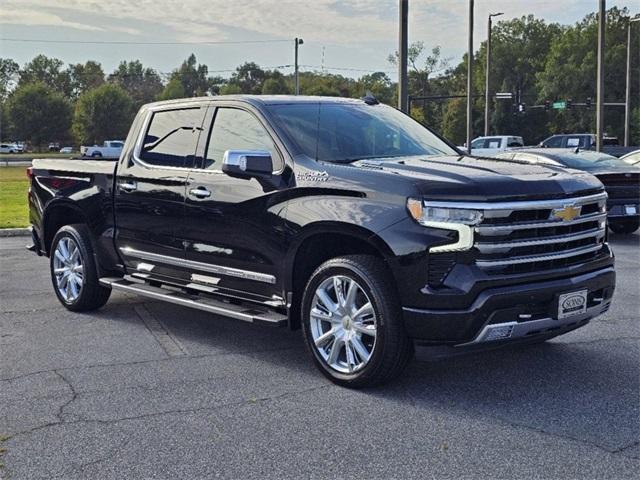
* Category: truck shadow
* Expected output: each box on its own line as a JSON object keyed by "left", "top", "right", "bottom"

{"left": 100, "top": 293, "right": 638, "bottom": 454}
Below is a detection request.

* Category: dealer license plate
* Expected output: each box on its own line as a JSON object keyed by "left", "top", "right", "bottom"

{"left": 558, "top": 290, "right": 588, "bottom": 319}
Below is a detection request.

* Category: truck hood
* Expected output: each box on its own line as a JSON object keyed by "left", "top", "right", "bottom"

{"left": 352, "top": 155, "right": 604, "bottom": 201}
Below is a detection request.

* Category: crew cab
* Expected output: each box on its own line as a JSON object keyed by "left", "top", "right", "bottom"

{"left": 458, "top": 135, "right": 524, "bottom": 156}
{"left": 82, "top": 140, "right": 124, "bottom": 158}
{"left": 27, "top": 96, "right": 616, "bottom": 387}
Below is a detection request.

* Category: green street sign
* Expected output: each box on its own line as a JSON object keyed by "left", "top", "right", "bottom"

{"left": 553, "top": 101, "right": 566, "bottom": 110}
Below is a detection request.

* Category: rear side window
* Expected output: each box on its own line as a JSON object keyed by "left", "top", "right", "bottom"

{"left": 139, "top": 107, "right": 204, "bottom": 168}
{"left": 203, "top": 108, "right": 279, "bottom": 170}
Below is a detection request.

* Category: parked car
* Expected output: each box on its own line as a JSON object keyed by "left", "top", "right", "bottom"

{"left": 27, "top": 96, "right": 615, "bottom": 387}
{"left": 0, "top": 143, "right": 19, "bottom": 153}
{"left": 48, "top": 142, "right": 60, "bottom": 152}
{"left": 539, "top": 133, "right": 637, "bottom": 158}
{"left": 59, "top": 147, "right": 74, "bottom": 154}
{"left": 458, "top": 135, "right": 524, "bottom": 156}
{"left": 82, "top": 140, "right": 124, "bottom": 158}
{"left": 495, "top": 148, "right": 640, "bottom": 234}
{"left": 621, "top": 149, "right": 640, "bottom": 166}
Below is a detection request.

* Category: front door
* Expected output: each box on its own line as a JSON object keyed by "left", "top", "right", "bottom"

{"left": 182, "top": 105, "right": 290, "bottom": 305}
{"left": 114, "top": 104, "right": 206, "bottom": 282}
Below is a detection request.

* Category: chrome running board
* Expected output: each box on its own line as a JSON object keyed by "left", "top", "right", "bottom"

{"left": 99, "top": 277, "right": 287, "bottom": 327}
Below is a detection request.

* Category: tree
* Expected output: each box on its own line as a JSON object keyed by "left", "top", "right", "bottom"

{"left": 166, "top": 53, "right": 212, "bottom": 97}
{"left": 109, "top": 60, "right": 164, "bottom": 107}
{"left": 354, "top": 72, "right": 394, "bottom": 105}
{"left": 228, "top": 62, "right": 267, "bottom": 94}
{"left": 157, "top": 77, "right": 185, "bottom": 100}
{"left": 68, "top": 61, "right": 105, "bottom": 98}
{"left": 19, "top": 54, "right": 72, "bottom": 96}
{"left": 72, "top": 84, "right": 133, "bottom": 145}
{"left": 8, "top": 83, "right": 72, "bottom": 149}
{"left": 219, "top": 83, "right": 242, "bottom": 95}
{"left": 262, "top": 76, "right": 290, "bottom": 94}
{"left": 0, "top": 58, "right": 19, "bottom": 100}
{"left": 441, "top": 97, "right": 467, "bottom": 145}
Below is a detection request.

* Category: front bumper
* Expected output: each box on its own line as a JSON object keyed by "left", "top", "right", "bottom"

{"left": 607, "top": 198, "right": 639, "bottom": 219}
{"left": 403, "top": 266, "right": 615, "bottom": 345}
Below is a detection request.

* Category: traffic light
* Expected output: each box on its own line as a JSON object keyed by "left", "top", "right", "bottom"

{"left": 566, "top": 98, "right": 573, "bottom": 110}
{"left": 586, "top": 97, "right": 592, "bottom": 109}
{"left": 544, "top": 100, "right": 551, "bottom": 111}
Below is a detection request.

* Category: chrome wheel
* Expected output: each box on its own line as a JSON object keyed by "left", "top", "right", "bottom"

{"left": 53, "top": 236, "right": 84, "bottom": 303}
{"left": 310, "top": 275, "right": 377, "bottom": 374}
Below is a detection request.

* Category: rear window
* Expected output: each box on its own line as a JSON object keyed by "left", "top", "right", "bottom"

{"left": 139, "top": 107, "right": 204, "bottom": 168}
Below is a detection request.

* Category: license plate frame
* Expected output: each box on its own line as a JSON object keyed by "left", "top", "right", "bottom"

{"left": 557, "top": 289, "right": 588, "bottom": 319}
{"left": 624, "top": 204, "right": 637, "bottom": 215}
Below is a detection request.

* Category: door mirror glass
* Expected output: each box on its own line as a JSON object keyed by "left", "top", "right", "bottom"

{"left": 222, "top": 150, "right": 273, "bottom": 178}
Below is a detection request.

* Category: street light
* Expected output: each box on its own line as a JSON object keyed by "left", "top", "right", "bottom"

{"left": 624, "top": 17, "right": 640, "bottom": 146}
{"left": 294, "top": 37, "right": 304, "bottom": 95}
{"left": 484, "top": 12, "right": 504, "bottom": 136}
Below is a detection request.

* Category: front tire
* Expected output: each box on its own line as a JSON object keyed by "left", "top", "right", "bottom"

{"left": 609, "top": 219, "right": 639, "bottom": 235}
{"left": 50, "top": 224, "right": 111, "bottom": 311}
{"left": 301, "top": 255, "right": 413, "bottom": 388}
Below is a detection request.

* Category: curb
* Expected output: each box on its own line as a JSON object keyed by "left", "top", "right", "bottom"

{"left": 0, "top": 228, "right": 30, "bottom": 237}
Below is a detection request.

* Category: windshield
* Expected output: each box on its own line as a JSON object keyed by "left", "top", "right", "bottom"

{"left": 268, "top": 102, "right": 456, "bottom": 163}
{"left": 551, "top": 151, "right": 634, "bottom": 170}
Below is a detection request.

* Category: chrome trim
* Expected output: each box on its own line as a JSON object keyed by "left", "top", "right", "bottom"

{"left": 137, "top": 262, "right": 155, "bottom": 272}
{"left": 100, "top": 277, "right": 286, "bottom": 326}
{"left": 424, "top": 221, "right": 474, "bottom": 253}
{"left": 457, "top": 301, "right": 610, "bottom": 346}
{"left": 120, "top": 247, "right": 276, "bottom": 284}
{"left": 475, "top": 212, "right": 607, "bottom": 235}
{"left": 475, "top": 244, "right": 603, "bottom": 268}
{"left": 475, "top": 227, "right": 606, "bottom": 253}
{"left": 424, "top": 192, "right": 607, "bottom": 211}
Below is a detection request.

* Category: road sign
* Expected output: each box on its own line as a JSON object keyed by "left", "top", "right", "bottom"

{"left": 553, "top": 101, "right": 566, "bottom": 110}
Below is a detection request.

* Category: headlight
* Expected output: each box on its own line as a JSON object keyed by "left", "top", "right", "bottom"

{"left": 407, "top": 198, "right": 483, "bottom": 252}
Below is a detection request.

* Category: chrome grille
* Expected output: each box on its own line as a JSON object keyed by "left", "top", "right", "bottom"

{"left": 473, "top": 193, "right": 607, "bottom": 275}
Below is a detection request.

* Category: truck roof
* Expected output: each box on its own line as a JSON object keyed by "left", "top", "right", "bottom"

{"left": 143, "top": 95, "right": 371, "bottom": 109}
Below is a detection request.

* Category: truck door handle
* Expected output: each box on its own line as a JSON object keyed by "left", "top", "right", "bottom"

{"left": 189, "top": 186, "right": 212, "bottom": 198}
{"left": 119, "top": 181, "right": 137, "bottom": 192}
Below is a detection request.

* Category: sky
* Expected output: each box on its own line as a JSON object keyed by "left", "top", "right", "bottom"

{"left": 0, "top": 0, "right": 638, "bottom": 81}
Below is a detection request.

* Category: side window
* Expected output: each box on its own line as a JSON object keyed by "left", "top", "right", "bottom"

{"left": 544, "top": 136, "right": 562, "bottom": 148}
{"left": 566, "top": 137, "right": 581, "bottom": 148}
{"left": 204, "top": 108, "right": 279, "bottom": 170}
{"left": 139, "top": 107, "right": 204, "bottom": 168}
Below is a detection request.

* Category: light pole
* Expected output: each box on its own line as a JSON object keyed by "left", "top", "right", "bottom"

{"left": 467, "top": 0, "right": 474, "bottom": 153}
{"left": 294, "top": 37, "right": 304, "bottom": 95}
{"left": 624, "top": 17, "right": 640, "bottom": 146}
{"left": 596, "top": 0, "right": 605, "bottom": 152}
{"left": 484, "top": 12, "right": 503, "bottom": 136}
{"left": 398, "top": 0, "right": 409, "bottom": 112}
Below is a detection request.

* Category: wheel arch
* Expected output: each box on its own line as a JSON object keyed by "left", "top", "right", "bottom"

{"left": 42, "top": 200, "right": 90, "bottom": 256}
{"left": 284, "top": 222, "right": 396, "bottom": 330}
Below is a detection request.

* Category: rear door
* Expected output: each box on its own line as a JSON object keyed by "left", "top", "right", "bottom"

{"left": 181, "top": 104, "right": 289, "bottom": 305}
{"left": 114, "top": 103, "right": 206, "bottom": 282}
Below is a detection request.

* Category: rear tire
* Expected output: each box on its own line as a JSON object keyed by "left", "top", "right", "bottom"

{"left": 301, "top": 255, "right": 413, "bottom": 388}
{"left": 49, "top": 224, "right": 111, "bottom": 311}
{"left": 609, "top": 219, "right": 639, "bottom": 234}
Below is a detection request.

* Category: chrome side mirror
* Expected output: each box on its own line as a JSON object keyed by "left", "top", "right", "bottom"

{"left": 222, "top": 150, "right": 273, "bottom": 178}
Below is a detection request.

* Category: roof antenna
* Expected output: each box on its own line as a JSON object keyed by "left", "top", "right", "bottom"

{"left": 362, "top": 90, "right": 379, "bottom": 105}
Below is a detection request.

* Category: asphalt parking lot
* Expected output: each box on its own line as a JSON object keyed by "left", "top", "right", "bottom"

{"left": 1, "top": 233, "right": 638, "bottom": 479}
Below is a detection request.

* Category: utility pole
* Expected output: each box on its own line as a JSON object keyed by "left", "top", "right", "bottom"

{"left": 596, "top": 0, "right": 606, "bottom": 152}
{"left": 467, "top": 0, "right": 474, "bottom": 153}
{"left": 398, "top": 0, "right": 409, "bottom": 112}
{"left": 624, "top": 17, "right": 640, "bottom": 146}
{"left": 294, "top": 37, "right": 304, "bottom": 95}
{"left": 484, "top": 12, "right": 503, "bottom": 136}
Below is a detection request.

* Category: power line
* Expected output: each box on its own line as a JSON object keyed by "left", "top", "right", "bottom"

{"left": 0, "top": 37, "right": 291, "bottom": 46}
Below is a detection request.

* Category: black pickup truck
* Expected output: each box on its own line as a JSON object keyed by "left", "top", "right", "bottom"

{"left": 28, "top": 96, "right": 615, "bottom": 387}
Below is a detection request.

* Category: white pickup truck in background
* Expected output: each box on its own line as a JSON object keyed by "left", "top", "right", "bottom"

{"left": 81, "top": 140, "right": 124, "bottom": 158}
{"left": 458, "top": 135, "right": 524, "bottom": 157}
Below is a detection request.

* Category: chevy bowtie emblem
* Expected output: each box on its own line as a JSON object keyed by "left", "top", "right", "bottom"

{"left": 552, "top": 204, "right": 581, "bottom": 222}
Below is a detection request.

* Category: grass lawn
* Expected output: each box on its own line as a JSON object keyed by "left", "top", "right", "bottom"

{"left": 0, "top": 166, "right": 30, "bottom": 228}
